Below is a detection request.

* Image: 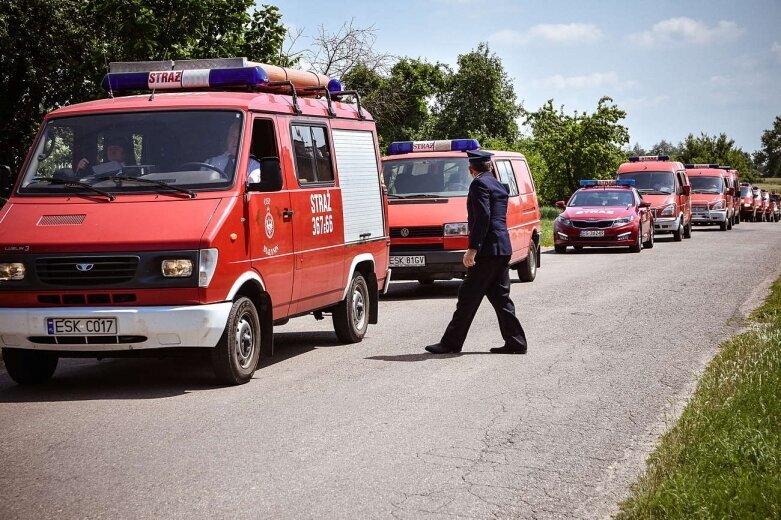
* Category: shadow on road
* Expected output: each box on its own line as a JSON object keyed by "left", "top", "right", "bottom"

{"left": 381, "top": 281, "right": 461, "bottom": 301}
{"left": 366, "top": 352, "right": 502, "bottom": 362}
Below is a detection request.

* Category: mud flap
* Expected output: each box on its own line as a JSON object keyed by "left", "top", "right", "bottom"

{"left": 367, "top": 272, "right": 379, "bottom": 324}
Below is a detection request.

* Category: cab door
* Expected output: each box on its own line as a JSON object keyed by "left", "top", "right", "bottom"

{"left": 287, "top": 123, "right": 346, "bottom": 314}
{"left": 247, "top": 116, "right": 295, "bottom": 320}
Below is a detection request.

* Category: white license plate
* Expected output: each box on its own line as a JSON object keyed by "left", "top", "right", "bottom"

{"left": 389, "top": 255, "right": 426, "bottom": 267}
{"left": 46, "top": 317, "right": 117, "bottom": 335}
{"left": 579, "top": 230, "right": 605, "bottom": 237}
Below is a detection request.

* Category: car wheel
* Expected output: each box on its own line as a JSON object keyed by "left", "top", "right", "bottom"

{"left": 518, "top": 241, "right": 538, "bottom": 282}
{"left": 643, "top": 225, "right": 655, "bottom": 249}
{"left": 333, "top": 272, "right": 370, "bottom": 343}
{"left": 735, "top": 212, "right": 741, "bottom": 225}
{"left": 683, "top": 220, "right": 692, "bottom": 239}
{"left": 672, "top": 219, "right": 683, "bottom": 241}
{"left": 719, "top": 220, "right": 728, "bottom": 231}
{"left": 554, "top": 244, "right": 567, "bottom": 254}
{"left": 2, "top": 348, "right": 59, "bottom": 385}
{"left": 211, "top": 296, "right": 261, "bottom": 385}
{"left": 727, "top": 214, "right": 733, "bottom": 230}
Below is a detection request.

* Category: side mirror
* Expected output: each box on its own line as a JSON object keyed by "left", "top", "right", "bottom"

{"left": 682, "top": 185, "right": 691, "bottom": 196}
{"left": 639, "top": 201, "right": 652, "bottom": 208}
{"left": 555, "top": 201, "right": 566, "bottom": 209}
{"left": 247, "top": 157, "right": 283, "bottom": 192}
{"left": 0, "top": 165, "right": 12, "bottom": 198}
{"left": 727, "top": 187, "right": 734, "bottom": 196}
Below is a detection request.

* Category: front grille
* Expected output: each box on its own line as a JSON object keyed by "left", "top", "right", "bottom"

{"left": 37, "top": 293, "right": 137, "bottom": 305}
{"left": 28, "top": 335, "right": 147, "bottom": 345}
{"left": 692, "top": 205, "right": 708, "bottom": 213}
{"left": 391, "top": 244, "right": 444, "bottom": 253}
{"left": 571, "top": 220, "right": 614, "bottom": 229}
{"left": 390, "top": 226, "right": 443, "bottom": 238}
{"left": 36, "top": 256, "right": 140, "bottom": 286}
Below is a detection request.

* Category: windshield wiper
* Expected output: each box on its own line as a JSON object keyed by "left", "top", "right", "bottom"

{"left": 48, "top": 178, "right": 115, "bottom": 201}
{"left": 95, "top": 175, "right": 196, "bottom": 198}
{"left": 396, "top": 194, "right": 442, "bottom": 199}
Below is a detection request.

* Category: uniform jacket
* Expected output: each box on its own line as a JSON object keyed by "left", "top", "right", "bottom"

{"left": 467, "top": 171, "right": 512, "bottom": 257}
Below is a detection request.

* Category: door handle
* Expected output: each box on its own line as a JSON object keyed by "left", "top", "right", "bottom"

{"left": 283, "top": 209, "right": 294, "bottom": 220}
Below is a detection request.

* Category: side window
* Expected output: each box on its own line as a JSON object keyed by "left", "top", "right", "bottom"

{"left": 511, "top": 159, "right": 535, "bottom": 195}
{"left": 249, "top": 118, "right": 278, "bottom": 183}
{"left": 495, "top": 160, "right": 519, "bottom": 196}
{"left": 291, "top": 124, "right": 334, "bottom": 185}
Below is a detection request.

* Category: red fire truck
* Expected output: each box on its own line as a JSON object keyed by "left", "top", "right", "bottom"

{"left": 685, "top": 164, "right": 734, "bottom": 231}
{"left": 0, "top": 58, "right": 389, "bottom": 385}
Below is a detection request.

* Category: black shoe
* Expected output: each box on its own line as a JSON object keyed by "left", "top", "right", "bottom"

{"left": 489, "top": 345, "right": 527, "bottom": 354}
{"left": 425, "top": 343, "right": 462, "bottom": 354}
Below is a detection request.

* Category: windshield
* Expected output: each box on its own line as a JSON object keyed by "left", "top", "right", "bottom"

{"left": 740, "top": 186, "right": 752, "bottom": 197}
{"left": 569, "top": 189, "right": 635, "bottom": 207}
{"left": 19, "top": 110, "right": 243, "bottom": 195}
{"left": 619, "top": 171, "right": 675, "bottom": 194}
{"left": 382, "top": 158, "right": 470, "bottom": 197}
{"left": 690, "top": 176, "right": 724, "bottom": 194}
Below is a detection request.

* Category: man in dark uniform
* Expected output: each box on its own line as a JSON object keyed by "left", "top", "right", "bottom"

{"left": 425, "top": 150, "right": 528, "bottom": 354}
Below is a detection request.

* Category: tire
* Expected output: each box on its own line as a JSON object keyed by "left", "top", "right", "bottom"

{"left": 719, "top": 220, "right": 727, "bottom": 231}
{"left": 211, "top": 296, "right": 261, "bottom": 385}
{"left": 683, "top": 220, "right": 692, "bottom": 239}
{"left": 2, "top": 348, "right": 58, "bottom": 385}
{"left": 672, "top": 219, "right": 683, "bottom": 241}
{"left": 333, "top": 273, "right": 370, "bottom": 343}
{"left": 643, "top": 226, "right": 654, "bottom": 249}
{"left": 518, "top": 241, "right": 538, "bottom": 282}
{"left": 630, "top": 228, "right": 643, "bottom": 253}
{"left": 735, "top": 211, "right": 740, "bottom": 225}
{"left": 726, "top": 214, "right": 733, "bottom": 230}
{"left": 554, "top": 244, "right": 567, "bottom": 254}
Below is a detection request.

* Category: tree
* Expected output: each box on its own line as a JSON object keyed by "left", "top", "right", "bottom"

{"left": 676, "top": 132, "right": 758, "bottom": 181}
{"left": 649, "top": 139, "right": 680, "bottom": 157}
{"left": 304, "top": 19, "right": 391, "bottom": 79}
{"left": 343, "top": 58, "right": 446, "bottom": 149}
{"left": 754, "top": 116, "right": 781, "bottom": 178}
{"left": 431, "top": 43, "right": 520, "bottom": 142}
{"left": 522, "top": 97, "right": 629, "bottom": 202}
{"left": 0, "top": 1, "right": 290, "bottom": 172}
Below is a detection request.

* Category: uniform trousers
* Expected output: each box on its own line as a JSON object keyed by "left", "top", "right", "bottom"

{"left": 440, "top": 255, "right": 527, "bottom": 350}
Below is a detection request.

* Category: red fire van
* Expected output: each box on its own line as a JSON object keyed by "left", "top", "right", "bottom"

{"left": 685, "top": 164, "right": 734, "bottom": 231}
{"left": 381, "top": 140, "right": 541, "bottom": 284}
{"left": 616, "top": 155, "right": 692, "bottom": 241}
{"left": 723, "top": 168, "right": 741, "bottom": 225}
{"left": 739, "top": 182, "right": 757, "bottom": 221}
{"left": 0, "top": 58, "right": 389, "bottom": 385}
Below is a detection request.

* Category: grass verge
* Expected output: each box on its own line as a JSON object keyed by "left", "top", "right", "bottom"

{"left": 540, "top": 206, "right": 559, "bottom": 248}
{"left": 617, "top": 277, "right": 781, "bottom": 519}
{"left": 755, "top": 177, "right": 781, "bottom": 194}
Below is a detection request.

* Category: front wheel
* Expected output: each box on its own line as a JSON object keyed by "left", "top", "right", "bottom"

{"left": 630, "top": 228, "right": 643, "bottom": 253}
{"left": 333, "top": 273, "right": 370, "bottom": 343}
{"left": 672, "top": 219, "right": 683, "bottom": 241}
{"left": 517, "top": 241, "right": 538, "bottom": 282}
{"left": 554, "top": 244, "right": 567, "bottom": 254}
{"left": 2, "top": 348, "right": 58, "bottom": 385}
{"left": 726, "top": 215, "right": 733, "bottom": 230}
{"left": 683, "top": 220, "right": 692, "bottom": 239}
{"left": 643, "top": 225, "right": 655, "bottom": 249}
{"left": 211, "top": 297, "right": 261, "bottom": 385}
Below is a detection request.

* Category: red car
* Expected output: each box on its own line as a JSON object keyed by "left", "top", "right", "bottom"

{"left": 554, "top": 180, "right": 654, "bottom": 253}
{"left": 739, "top": 183, "right": 757, "bottom": 221}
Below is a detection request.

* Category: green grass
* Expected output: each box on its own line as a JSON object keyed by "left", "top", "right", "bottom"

{"left": 539, "top": 205, "right": 560, "bottom": 248}
{"left": 756, "top": 177, "right": 781, "bottom": 194}
{"left": 617, "top": 278, "right": 781, "bottom": 519}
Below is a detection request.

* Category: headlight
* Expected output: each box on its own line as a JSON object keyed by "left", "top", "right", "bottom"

{"left": 0, "top": 263, "right": 25, "bottom": 281}
{"left": 744, "top": 203, "right": 751, "bottom": 207}
{"left": 556, "top": 215, "right": 573, "bottom": 226}
{"left": 709, "top": 200, "right": 724, "bottom": 210}
{"left": 612, "top": 215, "right": 635, "bottom": 226}
{"left": 660, "top": 203, "right": 676, "bottom": 216}
{"left": 162, "top": 259, "right": 193, "bottom": 278}
{"left": 199, "top": 248, "right": 219, "bottom": 287}
{"left": 444, "top": 222, "right": 468, "bottom": 236}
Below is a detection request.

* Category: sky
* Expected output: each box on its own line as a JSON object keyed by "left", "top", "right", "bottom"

{"left": 268, "top": 0, "right": 781, "bottom": 154}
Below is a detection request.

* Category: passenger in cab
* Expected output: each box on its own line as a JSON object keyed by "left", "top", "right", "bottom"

{"left": 205, "top": 121, "right": 260, "bottom": 182}
{"left": 75, "top": 135, "right": 130, "bottom": 176}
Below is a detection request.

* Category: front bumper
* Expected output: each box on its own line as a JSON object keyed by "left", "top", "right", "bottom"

{"left": 0, "top": 303, "right": 232, "bottom": 351}
{"left": 653, "top": 216, "right": 679, "bottom": 233}
{"left": 389, "top": 249, "right": 466, "bottom": 280}
{"left": 691, "top": 210, "right": 727, "bottom": 224}
{"left": 554, "top": 224, "right": 638, "bottom": 248}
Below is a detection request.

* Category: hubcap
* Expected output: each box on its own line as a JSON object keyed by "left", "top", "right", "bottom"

{"left": 530, "top": 247, "right": 537, "bottom": 275}
{"left": 234, "top": 314, "right": 255, "bottom": 370}
{"left": 352, "top": 288, "right": 366, "bottom": 330}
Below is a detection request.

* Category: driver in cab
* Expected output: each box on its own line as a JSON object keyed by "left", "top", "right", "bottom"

{"left": 205, "top": 121, "right": 260, "bottom": 182}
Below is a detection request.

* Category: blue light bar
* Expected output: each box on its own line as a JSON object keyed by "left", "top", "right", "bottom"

{"left": 327, "top": 79, "right": 343, "bottom": 92}
{"left": 101, "top": 66, "right": 269, "bottom": 92}
{"left": 579, "top": 180, "right": 598, "bottom": 187}
{"left": 685, "top": 163, "right": 720, "bottom": 169}
{"left": 387, "top": 139, "right": 481, "bottom": 155}
{"left": 628, "top": 155, "right": 669, "bottom": 162}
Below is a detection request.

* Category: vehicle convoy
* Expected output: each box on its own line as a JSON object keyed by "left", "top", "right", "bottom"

{"left": 0, "top": 58, "right": 389, "bottom": 385}
{"left": 616, "top": 155, "right": 692, "bottom": 241}
{"left": 381, "top": 139, "right": 541, "bottom": 284}
{"left": 553, "top": 179, "right": 654, "bottom": 253}
{"left": 739, "top": 182, "right": 757, "bottom": 222}
{"left": 685, "top": 163, "right": 735, "bottom": 231}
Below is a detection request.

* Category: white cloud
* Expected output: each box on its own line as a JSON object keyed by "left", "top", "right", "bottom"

{"left": 621, "top": 95, "right": 671, "bottom": 110}
{"left": 628, "top": 17, "right": 743, "bottom": 48}
{"left": 534, "top": 72, "right": 635, "bottom": 91}
{"left": 773, "top": 42, "right": 781, "bottom": 63}
{"left": 490, "top": 23, "right": 603, "bottom": 46}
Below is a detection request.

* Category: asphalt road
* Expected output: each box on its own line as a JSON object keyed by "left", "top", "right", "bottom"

{"left": 2, "top": 220, "right": 781, "bottom": 519}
